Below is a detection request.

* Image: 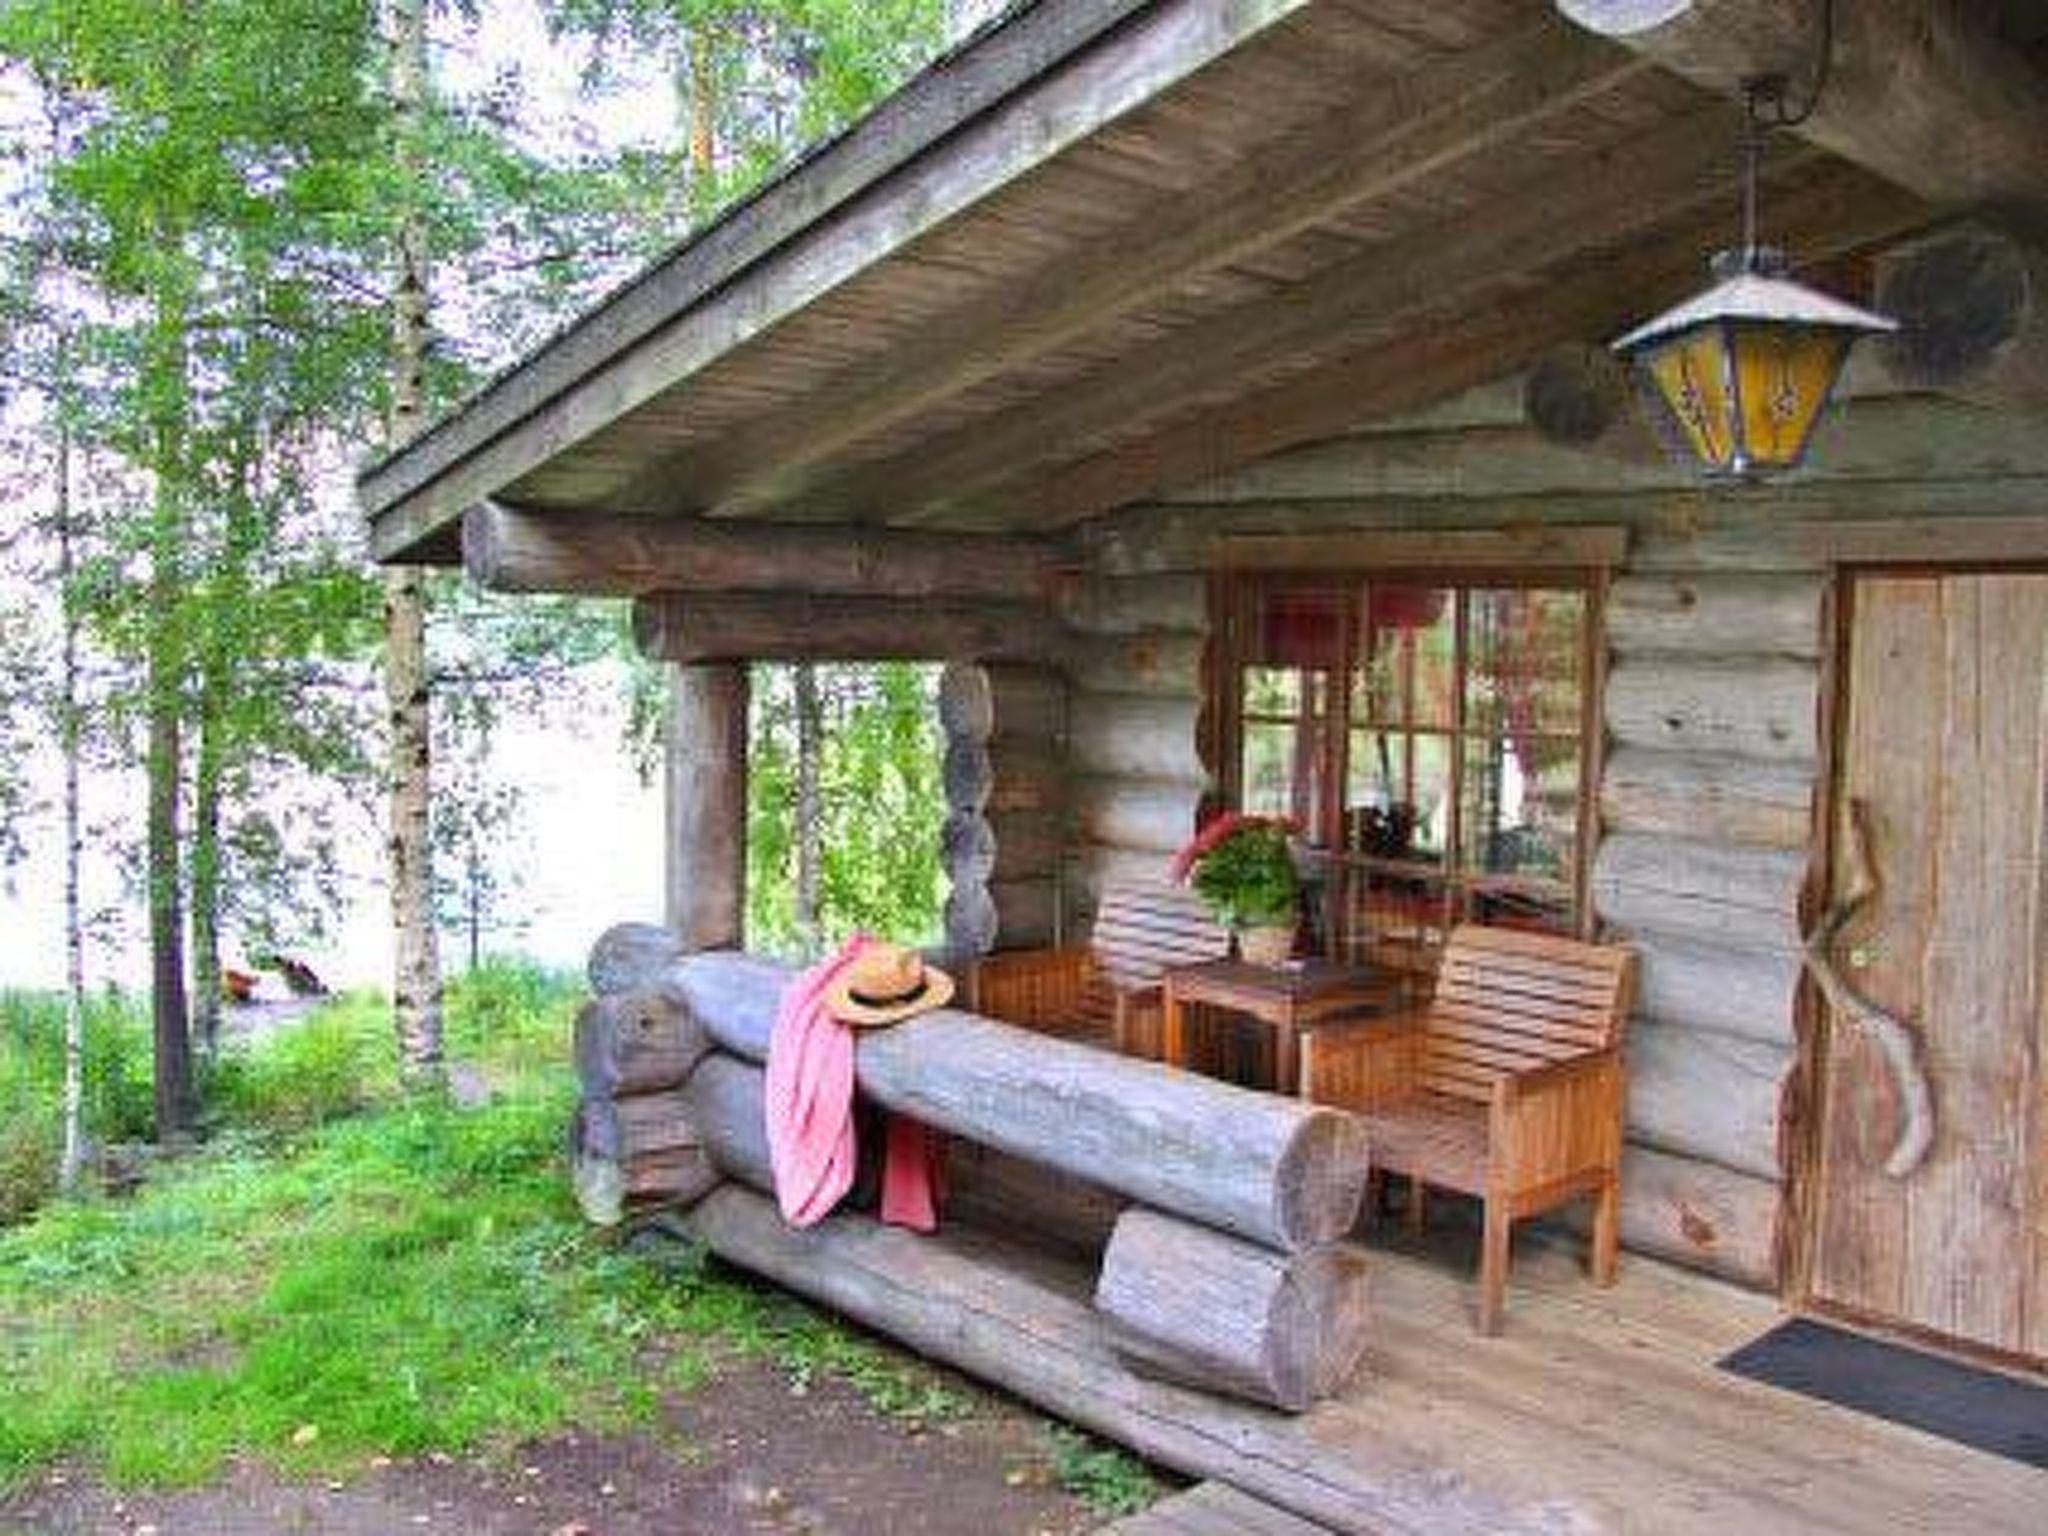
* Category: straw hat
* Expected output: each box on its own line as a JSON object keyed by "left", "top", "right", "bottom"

{"left": 825, "top": 942, "right": 956, "bottom": 1028}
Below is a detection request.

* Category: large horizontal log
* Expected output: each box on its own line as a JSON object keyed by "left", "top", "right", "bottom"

{"left": 1070, "top": 692, "right": 1206, "bottom": 782}
{"left": 987, "top": 877, "right": 1062, "bottom": 951}
{"left": 1875, "top": 223, "right": 2048, "bottom": 417}
{"left": 1096, "top": 1208, "right": 1371, "bottom": 1412}
{"left": 1075, "top": 775, "right": 1204, "bottom": 855}
{"left": 668, "top": 951, "right": 1370, "bottom": 1251}
{"left": 1563, "top": 1144, "right": 1781, "bottom": 1289}
{"left": 1626, "top": 1020, "right": 1791, "bottom": 1180}
{"left": 587, "top": 922, "right": 686, "bottom": 997}
{"left": 675, "top": 1182, "right": 1556, "bottom": 1534}
{"left": 1594, "top": 833, "right": 1807, "bottom": 951}
{"left": 677, "top": 1053, "right": 779, "bottom": 1192}
{"left": 1606, "top": 574, "right": 1823, "bottom": 660}
{"left": 984, "top": 811, "right": 1065, "bottom": 883}
{"left": 1057, "top": 573, "right": 1209, "bottom": 634}
{"left": 462, "top": 504, "right": 1063, "bottom": 599}
{"left": 939, "top": 662, "right": 1069, "bottom": 744}
{"left": 1066, "top": 632, "right": 1206, "bottom": 699}
{"left": 1604, "top": 657, "right": 1818, "bottom": 763}
{"left": 1630, "top": 930, "right": 1804, "bottom": 1047}
{"left": 1600, "top": 746, "right": 1813, "bottom": 850}
{"left": 943, "top": 883, "right": 1000, "bottom": 961}
{"left": 634, "top": 593, "right": 1065, "bottom": 664}
{"left": 574, "top": 990, "right": 714, "bottom": 1099}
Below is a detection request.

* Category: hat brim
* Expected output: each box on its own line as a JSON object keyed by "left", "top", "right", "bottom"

{"left": 825, "top": 965, "right": 955, "bottom": 1028}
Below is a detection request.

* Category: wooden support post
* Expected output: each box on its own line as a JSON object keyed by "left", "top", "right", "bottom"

{"left": 665, "top": 662, "right": 748, "bottom": 950}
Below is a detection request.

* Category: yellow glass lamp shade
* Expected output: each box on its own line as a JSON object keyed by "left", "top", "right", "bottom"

{"left": 1614, "top": 250, "right": 1895, "bottom": 478}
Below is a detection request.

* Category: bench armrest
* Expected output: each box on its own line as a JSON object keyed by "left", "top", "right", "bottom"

{"left": 967, "top": 945, "right": 1092, "bottom": 1031}
{"left": 1489, "top": 1048, "right": 1624, "bottom": 1193}
{"left": 1298, "top": 1007, "right": 1427, "bottom": 1108}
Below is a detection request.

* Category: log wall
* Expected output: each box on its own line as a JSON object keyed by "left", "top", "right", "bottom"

{"left": 940, "top": 661, "right": 1070, "bottom": 956}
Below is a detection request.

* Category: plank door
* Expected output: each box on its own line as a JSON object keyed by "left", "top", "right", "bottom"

{"left": 1810, "top": 571, "right": 2048, "bottom": 1362}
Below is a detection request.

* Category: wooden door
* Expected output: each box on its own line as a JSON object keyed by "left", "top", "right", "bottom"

{"left": 1810, "top": 571, "right": 2048, "bottom": 1362}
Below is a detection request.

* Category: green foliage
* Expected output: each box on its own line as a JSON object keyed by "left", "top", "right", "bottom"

{"left": 0, "top": 989, "right": 157, "bottom": 1153}
{"left": 1185, "top": 816, "right": 1300, "bottom": 929}
{"left": 1046, "top": 1425, "right": 1162, "bottom": 1517}
{"left": 203, "top": 1006, "right": 392, "bottom": 1137}
{"left": 747, "top": 662, "right": 946, "bottom": 958}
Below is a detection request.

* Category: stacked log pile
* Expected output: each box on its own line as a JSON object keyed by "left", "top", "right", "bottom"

{"left": 1591, "top": 559, "right": 1825, "bottom": 1287}
{"left": 568, "top": 923, "right": 719, "bottom": 1225}
{"left": 581, "top": 944, "right": 1375, "bottom": 1413}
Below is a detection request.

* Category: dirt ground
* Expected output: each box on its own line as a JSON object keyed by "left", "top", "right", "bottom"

{"left": 0, "top": 1354, "right": 1121, "bottom": 1536}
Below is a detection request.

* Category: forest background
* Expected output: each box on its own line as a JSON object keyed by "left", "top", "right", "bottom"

{"left": 1, "top": 0, "right": 992, "bottom": 1177}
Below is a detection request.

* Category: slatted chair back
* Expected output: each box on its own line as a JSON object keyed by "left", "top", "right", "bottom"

{"left": 1417, "top": 924, "right": 1634, "bottom": 1104}
{"left": 1086, "top": 879, "right": 1231, "bottom": 995}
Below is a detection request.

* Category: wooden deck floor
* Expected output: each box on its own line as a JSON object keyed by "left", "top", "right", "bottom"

{"left": 1302, "top": 1224, "right": 2046, "bottom": 1534}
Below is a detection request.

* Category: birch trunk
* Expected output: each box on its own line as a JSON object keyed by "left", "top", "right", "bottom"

{"left": 56, "top": 375, "right": 86, "bottom": 1190}
{"left": 385, "top": 0, "right": 442, "bottom": 1082}
{"left": 795, "top": 661, "right": 822, "bottom": 954}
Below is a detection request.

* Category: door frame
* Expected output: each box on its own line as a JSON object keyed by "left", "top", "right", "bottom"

{"left": 1789, "top": 557, "right": 2048, "bottom": 1372}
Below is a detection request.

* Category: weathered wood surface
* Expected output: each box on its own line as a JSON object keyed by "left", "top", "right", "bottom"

{"left": 1096, "top": 1209, "right": 1372, "bottom": 1412}
{"left": 674, "top": 1183, "right": 1557, "bottom": 1535}
{"left": 1600, "top": 747, "right": 1812, "bottom": 850}
{"left": 1071, "top": 693, "right": 1206, "bottom": 782}
{"left": 1604, "top": 658, "right": 1818, "bottom": 762}
{"left": 1629, "top": 931, "right": 1803, "bottom": 1047}
{"left": 1102, "top": 1481, "right": 1336, "bottom": 1536}
{"left": 1067, "top": 632, "right": 1207, "bottom": 699}
{"left": 667, "top": 952, "right": 1371, "bottom": 1251}
{"left": 945, "top": 1142, "right": 1126, "bottom": 1262}
{"left": 1521, "top": 342, "right": 1662, "bottom": 465}
{"left": 1058, "top": 573, "right": 1209, "bottom": 634}
{"left": 1627, "top": 1021, "right": 1791, "bottom": 1181}
{"left": 634, "top": 593, "right": 1064, "bottom": 664}
{"left": 1875, "top": 223, "right": 2048, "bottom": 416}
{"left": 1553, "top": 0, "right": 2048, "bottom": 217}
{"left": 1606, "top": 574, "right": 1823, "bottom": 660}
{"left": 665, "top": 663, "right": 748, "bottom": 950}
{"left": 586, "top": 922, "right": 685, "bottom": 997}
{"left": 676, "top": 1053, "right": 779, "bottom": 1194}
{"left": 1075, "top": 775, "right": 1203, "bottom": 855}
{"left": 464, "top": 504, "right": 1062, "bottom": 599}
{"left": 940, "top": 662, "right": 1069, "bottom": 744}
{"left": 1564, "top": 1145, "right": 1780, "bottom": 1289}
{"left": 573, "top": 990, "right": 713, "bottom": 1098}
{"left": 1593, "top": 834, "right": 1806, "bottom": 951}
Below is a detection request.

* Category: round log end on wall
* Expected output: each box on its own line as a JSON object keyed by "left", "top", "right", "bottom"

{"left": 1875, "top": 224, "right": 2032, "bottom": 389}
{"left": 938, "top": 661, "right": 994, "bottom": 742}
{"left": 588, "top": 922, "right": 686, "bottom": 996}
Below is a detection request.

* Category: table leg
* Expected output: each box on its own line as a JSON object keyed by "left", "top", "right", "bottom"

{"left": 1162, "top": 986, "right": 1186, "bottom": 1069}
{"left": 1275, "top": 1007, "right": 1298, "bottom": 1097}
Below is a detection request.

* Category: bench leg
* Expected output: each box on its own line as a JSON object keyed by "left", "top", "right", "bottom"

{"left": 1478, "top": 1199, "right": 1511, "bottom": 1336}
{"left": 1591, "top": 1173, "right": 1621, "bottom": 1287}
{"left": 1406, "top": 1176, "right": 1427, "bottom": 1234}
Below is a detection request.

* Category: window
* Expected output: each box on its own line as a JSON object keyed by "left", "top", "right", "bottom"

{"left": 1216, "top": 571, "right": 1602, "bottom": 973}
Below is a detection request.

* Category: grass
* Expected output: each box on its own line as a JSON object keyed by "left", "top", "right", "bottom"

{"left": 0, "top": 959, "right": 980, "bottom": 1495}
{"left": 1048, "top": 1425, "right": 1164, "bottom": 1517}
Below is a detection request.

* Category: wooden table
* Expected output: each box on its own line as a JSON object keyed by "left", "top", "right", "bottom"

{"left": 1161, "top": 958, "right": 1397, "bottom": 1097}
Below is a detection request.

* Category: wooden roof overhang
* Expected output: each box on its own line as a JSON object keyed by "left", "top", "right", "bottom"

{"left": 359, "top": 0, "right": 2048, "bottom": 568}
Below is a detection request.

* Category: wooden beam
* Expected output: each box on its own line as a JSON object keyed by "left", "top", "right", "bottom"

{"left": 462, "top": 503, "right": 1065, "bottom": 598}
{"left": 361, "top": 0, "right": 1315, "bottom": 561}
{"left": 856, "top": 109, "right": 1777, "bottom": 526}
{"left": 1002, "top": 169, "right": 1927, "bottom": 528}
{"left": 633, "top": 592, "right": 1066, "bottom": 664}
{"left": 1873, "top": 221, "right": 2048, "bottom": 417}
{"left": 621, "top": 18, "right": 1646, "bottom": 519}
{"left": 1217, "top": 525, "right": 1629, "bottom": 571}
{"left": 665, "top": 662, "right": 748, "bottom": 950}
{"left": 1554, "top": 0, "right": 2048, "bottom": 217}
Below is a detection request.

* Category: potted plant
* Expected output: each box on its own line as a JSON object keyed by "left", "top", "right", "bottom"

{"left": 1171, "top": 812, "right": 1301, "bottom": 964}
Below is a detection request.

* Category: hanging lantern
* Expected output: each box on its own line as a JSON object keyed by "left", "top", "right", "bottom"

{"left": 1615, "top": 246, "right": 1896, "bottom": 478}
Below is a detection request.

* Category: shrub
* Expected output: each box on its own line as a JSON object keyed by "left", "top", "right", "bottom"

{"left": 0, "top": 1105, "right": 58, "bottom": 1227}
{"left": 444, "top": 957, "right": 582, "bottom": 1066}
{"left": 206, "top": 1006, "right": 389, "bottom": 1136}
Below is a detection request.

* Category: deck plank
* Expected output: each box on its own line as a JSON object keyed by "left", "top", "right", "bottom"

{"left": 1103, "top": 1482, "right": 1337, "bottom": 1536}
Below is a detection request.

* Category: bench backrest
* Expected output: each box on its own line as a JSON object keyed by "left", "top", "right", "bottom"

{"left": 1420, "top": 924, "right": 1635, "bottom": 1104}
{"left": 1088, "top": 879, "right": 1231, "bottom": 994}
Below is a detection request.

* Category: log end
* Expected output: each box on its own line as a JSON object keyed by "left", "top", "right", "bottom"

{"left": 588, "top": 921, "right": 686, "bottom": 996}
{"left": 1272, "top": 1107, "right": 1373, "bottom": 1250}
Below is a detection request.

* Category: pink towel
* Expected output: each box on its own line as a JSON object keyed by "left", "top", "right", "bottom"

{"left": 765, "top": 935, "right": 945, "bottom": 1232}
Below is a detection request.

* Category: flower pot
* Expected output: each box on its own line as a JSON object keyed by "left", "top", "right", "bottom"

{"left": 1237, "top": 923, "right": 1295, "bottom": 967}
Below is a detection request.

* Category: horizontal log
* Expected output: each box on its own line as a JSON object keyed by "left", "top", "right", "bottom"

{"left": 1075, "top": 775, "right": 1204, "bottom": 855}
{"left": 1066, "top": 844, "right": 1183, "bottom": 919}
{"left": 1875, "top": 222, "right": 2048, "bottom": 417}
{"left": 942, "top": 739, "right": 991, "bottom": 816}
{"left": 668, "top": 951, "right": 1370, "bottom": 1251}
{"left": 1594, "top": 834, "right": 1807, "bottom": 951}
{"left": 1057, "top": 573, "right": 1209, "bottom": 634}
{"left": 984, "top": 664, "right": 1069, "bottom": 743}
{"left": 1096, "top": 1208, "right": 1371, "bottom": 1411}
{"left": 675, "top": 1182, "right": 1553, "bottom": 1533}
{"left": 1630, "top": 930, "right": 1804, "bottom": 1047}
{"left": 587, "top": 922, "right": 686, "bottom": 996}
{"left": 943, "top": 883, "right": 1000, "bottom": 961}
{"left": 464, "top": 504, "right": 1063, "bottom": 599}
{"left": 1606, "top": 574, "right": 1823, "bottom": 660}
{"left": 1600, "top": 746, "right": 1813, "bottom": 850}
{"left": 624, "top": 1146, "right": 722, "bottom": 1204}
{"left": 1563, "top": 1144, "right": 1780, "bottom": 1289}
{"left": 1070, "top": 692, "right": 1206, "bottom": 781}
{"left": 986, "top": 750, "right": 1068, "bottom": 817}
{"left": 678, "top": 1053, "right": 779, "bottom": 1193}
{"left": 575, "top": 1086, "right": 703, "bottom": 1161}
{"left": 574, "top": 990, "right": 714, "bottom": 1099}
{"left": 634, "top": 593, "right": 1065, "bottom": 664}
{"left": 1604, "top": 656, "right": 1819, "bottom": 763}
{"left": 984, "top": 811, "right": 1066, "bottom": 883}
{"left": 1626, "top": 1020, "right": 1792, "bottom": 1180}
{"left": 987, "top": 876, "right": 1062, "bottom": 951}
{"left": 1066, "top": 632, "right": 1207, "bottom": 699}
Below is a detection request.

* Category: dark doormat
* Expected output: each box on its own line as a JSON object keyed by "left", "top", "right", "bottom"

{"left": 1720, "top": 1317, "right": 2048, "bottom": 1469}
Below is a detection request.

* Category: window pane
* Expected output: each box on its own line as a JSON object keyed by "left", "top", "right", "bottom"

{"left": 1353, "top": 584, "right": 1454, "bottom": 729}
{"left": 1464, "top": 588, "right": 1585, "bottom": 736}
{"left": 1344, "top": 727, "right": 1449, "bottom": 863}
{"left": 1243, "top": 666, "right": 1299, "bottom": 716}
{"left": 1459, "top": 734, "right": 1580, "bottom": 883}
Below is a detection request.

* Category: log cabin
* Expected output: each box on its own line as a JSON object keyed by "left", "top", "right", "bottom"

{"left": 360, "top": 2, "right": 2048, "bottom": 1529}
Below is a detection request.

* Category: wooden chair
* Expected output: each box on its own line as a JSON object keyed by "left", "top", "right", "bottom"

{"left": 1298, "top": 923, "right": 1635, "bottom": 1334}
{"left": 967, "top": 878, "right": 1230, "bottom": 1057}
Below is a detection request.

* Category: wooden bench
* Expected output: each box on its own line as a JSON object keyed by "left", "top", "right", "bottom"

{"left": 1299, "top": 923, "right": 1635, "bottom": 1334}
{"left": 967, "top": 878, "right": 1231, "bottom": 1058}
